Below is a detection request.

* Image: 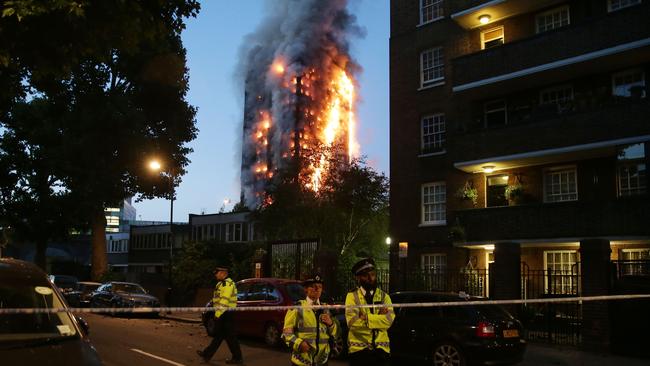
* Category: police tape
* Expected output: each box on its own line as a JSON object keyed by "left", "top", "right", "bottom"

{"left": 1, "top": 294, "right": 650, "bottom": 315}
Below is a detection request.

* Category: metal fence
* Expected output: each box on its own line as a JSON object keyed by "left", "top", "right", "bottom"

{"left": 268, "top": 239, "right": 319, "bottom": 280}
{"left": 520, "top": 262, "right": 582, "bottom": 346}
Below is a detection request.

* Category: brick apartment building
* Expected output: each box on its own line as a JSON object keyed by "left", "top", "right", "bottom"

{"left": 390, "top": 0, "right": 649, "bottom": 348}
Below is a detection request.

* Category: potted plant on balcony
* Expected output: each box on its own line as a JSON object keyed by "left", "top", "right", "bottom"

{"left": 455, "top": 181, "right": 478, "bottom": 207}
{"left": 505, "top": 182, "right": 524, "bottom": 205}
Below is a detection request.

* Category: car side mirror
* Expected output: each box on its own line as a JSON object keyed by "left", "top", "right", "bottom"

{"left": 75, "top": 315, "right": 90, "bottom": 335}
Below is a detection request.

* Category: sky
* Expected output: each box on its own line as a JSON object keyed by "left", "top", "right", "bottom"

{"left": 134, "top": 0, "right": 390, "bottom": 222}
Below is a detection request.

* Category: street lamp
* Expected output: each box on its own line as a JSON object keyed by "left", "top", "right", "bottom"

{"left": 148, "top": 159, "right": 176, "bottom": 307}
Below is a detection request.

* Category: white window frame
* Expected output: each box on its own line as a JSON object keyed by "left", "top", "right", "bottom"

{"left": 226, "top": 222, "right": 243, "bottom": 242}
{"left": 544, "top": 166, "right": 578, "bottom": 202}
{"left": 481, "top": 26, "right": 504, "bottom": 50}
{"left": 540, "top": 84, "right": 573, "bottom": 105}
{"left": 622, "top": 248, "right": 650, "bottom": 260}
{"left": 608, "top": 0, "right": 641, "bottom": 12}
{"left": 420, "top": 47, "right": 444, "bottom": 89}
{"left": 612, "top": 69, "right": 646, "bottom": 98}
{"left": 536, "top": 6, "right": 570, "bottom": 33}
{"left": 618, "top": 162, "right": 647, "bottom": 197}
{"left": 420, "top": 0, "right": 444, "bottom": 25}
{"left": 421, "top": 253, "right": 447, "bottom": 272}
{"left": 421, "top": 182, "right": 446, "bottom": 226}
{"left": 421, "top": 114, "right": 446, "bottom": 153}
{"left": 544, "top": 250, "right": 579, "bottom": 295}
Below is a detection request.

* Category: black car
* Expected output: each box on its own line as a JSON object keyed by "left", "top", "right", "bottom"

{"left": 64, "top": 282, "right": 101, "bottom": 307}
{"left": 336, "top": 291, "right": 526, "bottom": 365}
{"left": 90, "top": 281, "right": 160, "bottom": 316}
{"left": 48, "top": 274, "right": 79, "bottom": 296}
{"left": 0, "top": 258, "right": 102, "bottom": 366}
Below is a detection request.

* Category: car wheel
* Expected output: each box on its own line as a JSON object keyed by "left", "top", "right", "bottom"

{"left": 264, "top": 322, "right": 281, "bottom": 347}
{"left": 205, "top": 317, "right": 217, "bottom": 337}
{"left": 432, "top": 342, "right": 465, "bottom": 366}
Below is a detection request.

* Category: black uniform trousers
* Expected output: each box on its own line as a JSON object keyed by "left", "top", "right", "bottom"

{"left": 202, "top": 312, "right": 243, "bottom": 360}
{"left": 349, "top": 349, "right": 389, "bottom": 366}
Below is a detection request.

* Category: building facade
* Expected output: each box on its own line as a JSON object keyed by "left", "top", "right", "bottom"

{"left": 390, "top": 0, "right": 649, "bottom": 347}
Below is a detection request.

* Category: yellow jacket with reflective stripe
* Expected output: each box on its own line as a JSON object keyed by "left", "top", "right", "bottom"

{"left": 282, "top": 300, "right": 337, "bottom": 366}
{"left": 345, "top": 287, "right": 394, "bottom": 354}
{"left": 212, "top": 278, "right": 237, "bottom": 319}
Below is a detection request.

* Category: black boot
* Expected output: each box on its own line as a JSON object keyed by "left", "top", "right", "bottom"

{"left": 225, "top": 358, "right": 243, "bottom": 365}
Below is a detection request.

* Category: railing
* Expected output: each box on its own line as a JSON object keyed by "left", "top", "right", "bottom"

{"left": 612, "top": 260, "right": 650, "bottom": 279}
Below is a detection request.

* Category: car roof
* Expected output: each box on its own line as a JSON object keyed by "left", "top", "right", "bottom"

{"left": 77, "top": 281, "right": 101, "bottom": 285}
{"left": 391, "top": 291, "right": 482, "bottom": 301}
{"left": 109, "top": 281, "right": 142, "bottom": 286}
{"left": 0, "top": 258, "right": 50, "bottom": 284}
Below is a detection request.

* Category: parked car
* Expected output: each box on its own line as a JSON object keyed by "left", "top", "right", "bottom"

{"left": 48, "top": 274, "right": 79, "bottom": 296}
{"left": 64, "top": 282, "right": 101, "bottom": 307}
{"left": 90, "top": 281, "right": 160, "bottom": 316}
{"left": 202, "top": 278, "right": 305, "bottom": 346}
{"left": 0, "top": 258, "right": 101, "bottom": 365}
{"left": 335, "top": 291, "right": 526, "bottom": 365}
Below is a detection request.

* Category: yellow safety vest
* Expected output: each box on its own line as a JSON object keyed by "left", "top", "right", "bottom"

{"left": 345, "top": 287, "right": 394, "bottom": 354}
{"left": 212, "top": 278, "right": 237, "bottom": 319}
{"left": 282, "top": 300, "right": 337, "bottom": 366}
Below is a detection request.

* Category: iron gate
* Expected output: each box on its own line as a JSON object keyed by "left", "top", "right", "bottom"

{"left": 268, "top": 239, "right": 319, "bottom": 280}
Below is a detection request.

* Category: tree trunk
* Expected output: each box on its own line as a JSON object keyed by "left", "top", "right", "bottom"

{"left": 90, "top": 209, "right": 108, "bottom": 281}
{"left": 34, "top": 238, "right": 48, "bottom": 270}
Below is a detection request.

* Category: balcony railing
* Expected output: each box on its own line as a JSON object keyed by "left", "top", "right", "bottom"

{"left": 453, "top": 198, "right": 650, "bottom": 242}
{"left": 452, "top": 4, "right": 650, "bottom": 89}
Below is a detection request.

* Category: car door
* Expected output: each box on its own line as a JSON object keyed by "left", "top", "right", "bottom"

{"left": 391, "top": 294, "right": 444, "bottom": 361}
{"left": 244, "top": 282, "right": 270, "bottom": 337}
{"left": 234, "top": 282, "right": 251, "bottom": 335}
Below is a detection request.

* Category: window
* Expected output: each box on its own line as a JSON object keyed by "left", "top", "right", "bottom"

{"left": 484, "top": 100, "right": 507, "bottom": 127}
{"left": 422, "top": 182, "right": 446, "bottom": 225}
{"left": 612, "top": 69, "right": 646, "bottom": 98}
{"left": 486, "top": 174, "right": 509, "bottom": 207}
{"left": 420, "top": 0, "right": 444, "bottom": 24}
{"left": 481, "top": 26, "right": 504, "bottom": 49}
{"left": 420, "top": 47, "right": 444, "bottom": 88}
{"left": 107, "top": 239, "right": 128, "bottom": 253}
{"left": 422, "top": 253, "right": 447, "bottom": 272}
{"left": 617, "top": 143, "right": 647, "bottom": 197}
{"left": 540, "top": 85, "right": 573, "bottom": 113}
{"left": 226, "top": 223, "right": 243, "bottom": 242}
{"left": 421, "top": 114, "right": 446, "bottom": 153}
{"left": 422, "top": 253, "right": 447, "bottom": 290}
{"left": 536, "top": 6, "right": 570, "bottom": 33}
{"left": 544, "top": 167, "right": 578, "bottom": 202}
{"left": 544, "top": 250, "right": 579, "bottom": 295}
{"left": 608, "top": 0, "right": 641, "bottom": 12}
{"left": 621, "top": 248, "right": 650, "bottom": 276}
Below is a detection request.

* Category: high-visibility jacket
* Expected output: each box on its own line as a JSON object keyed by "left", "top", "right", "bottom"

{"left": 212, "top": 277, "right": 237, "bottom": 319}
{"left": 345, "top": 287, "right": 394, "bottom": 355}
{"left": 282, "top": 300, "right": 337, "bottom": 366}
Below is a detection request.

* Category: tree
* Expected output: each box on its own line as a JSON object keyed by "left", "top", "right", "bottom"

{"left": 0, "top": 1, "right": 200, "bottom": 277}
{"left": 257, "top": 157, "right": 389, "bottom": 261}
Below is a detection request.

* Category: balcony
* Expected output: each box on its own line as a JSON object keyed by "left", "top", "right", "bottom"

{"left": 453, "top": 197, "right": 650, "bottom": 242}
{"left": 452, "top": 98, "right": 650, "bottom": 171}
{"left": 452, "top": 4, "right": 650, "bottom": 94}
{"left": 451, "top": 0, "right": 565, "bottom": 29}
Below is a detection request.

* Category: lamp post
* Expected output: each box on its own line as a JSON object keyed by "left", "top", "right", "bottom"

{"left": 148, "top": 159, "right": 176, "bottom": 307}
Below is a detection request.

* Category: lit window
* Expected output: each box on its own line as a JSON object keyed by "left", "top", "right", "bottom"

{"left": 544, "top": 250, "right": 579, "bottom": 295}
{"left": 544, "top": 167, "right": 578, "bottom": 202}
{"left": 421, "top": 114, "right": 446, "bottom": 153}
{"left": 612, "top": 69, "right": 646, "bottom": 98}
{"left": 617, "top": 143, "right": 647, "bottom": 197}
{"left": 608, "top": 0, "right": 641, "bottom": 12}
{"left": 481, "top": 26, "right": 504, "bottom": 49}
{"left": 420, "top": 0, "right": 444, "bottom": 24}
{"left": 422, "top": 182, "right": 446, "bottom": 225}
{"left": 420, "top": 47, "right": 444, "bottom": 88}
{"left": 536, "top": 6, "right": 570, "bottom": 33}
{"left": 422, "top": 253, "right": 447, "bottom": 272}
{"left": 484, "top": 99, "right": 507, "bottom": 127}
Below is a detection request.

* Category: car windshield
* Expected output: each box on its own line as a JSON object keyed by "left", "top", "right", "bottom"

{"left": 285, "top": 283, "right": 305, "bottom": 302}
{"left": 112, "top": 284, "right": 146, "bottom": 294}
{"left": 0, "top": 280, "right": 78, "bottom": 342}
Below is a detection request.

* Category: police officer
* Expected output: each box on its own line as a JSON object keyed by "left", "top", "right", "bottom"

{"left": 282, "top": 274, "right": 337, "bottom": 366}
{"left": 345, "top": 258, "right": 394, "bottom": 366}
{"left": 197, "top": 266, "right": 243, "bottom": 364}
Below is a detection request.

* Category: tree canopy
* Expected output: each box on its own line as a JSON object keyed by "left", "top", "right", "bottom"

{"left": 0, "top": 0, "right": 200, "bottom": 277}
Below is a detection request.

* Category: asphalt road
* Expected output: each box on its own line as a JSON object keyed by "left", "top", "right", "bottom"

{"left": 84, "top": 313, "right": 650, "bottom": 366}
{"left": 84, "top": 313, "right": 347, "bottom": 366}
